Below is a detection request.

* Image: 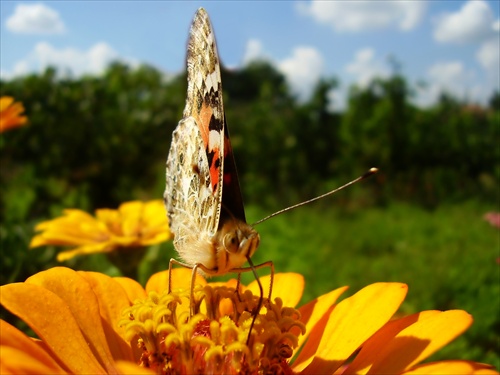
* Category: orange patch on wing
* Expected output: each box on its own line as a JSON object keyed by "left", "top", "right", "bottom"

{"left": 210, "top": 149, "right": 220, "bottom": 192}
{"left": 197, "top": 103, "right": 212, "bottom": 149}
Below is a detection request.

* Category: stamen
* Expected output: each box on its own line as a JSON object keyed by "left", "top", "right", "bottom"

{"left": 119, "top": 283, "right": 305, "bottom": 374}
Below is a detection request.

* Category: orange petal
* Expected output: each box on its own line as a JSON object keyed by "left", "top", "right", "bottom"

{"left": 0, "top": 97, "right": 28, "bottom": 132}
{"left": 114, "top": 276, "right": 147, "bottom": 302}
{"left": 145, "top": 268, "right": 206, "bottom": 294}
{"left": 403, "top": 360, "right": 499, "bottom": 374}
{"left": 296, "top": 282, "right": 408, "bottom": 374}
{"left": 1, "top": 281, "right": 105, "bottom": 373}
{"left": 247, "top": 273, "right": 304, "bottom": 307}
{"left": 209, "top": 278, "right": 241, "bottom": 290}
{"left": 367, "top": 310, "right": 473, "bottom": 374}
{"left": 116, "top": 360, "right": 155, "bottom": 374}
{"left": 294, "top": 286, "right": 349, "bottom": 354}
{"left": 0, "top": 320, "right": 66, "bottom": 373}
{"left": 78, "top": 271, "right": 136, "bottom": 362}
{"left": 26, "top": 267, "right": 121, "bottom": 373}
{"left": 345, "top": 310, "right": 440, "bottom": 374}
{"left": 0, "top": 346, "right": 65, "bottom": 374}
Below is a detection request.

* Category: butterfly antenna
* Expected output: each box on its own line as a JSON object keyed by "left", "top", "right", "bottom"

{"left": 252, "top": 167, "right": 378, "bottom": 226}
{"left": 245, "top": 255, "right": 263, "bottom": 346}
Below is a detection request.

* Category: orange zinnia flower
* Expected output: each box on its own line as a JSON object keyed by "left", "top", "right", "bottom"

{"left": 30, "top": 200, "right": 171, "bottom": 262}
{"left": 1, "top": 267, "right": 497, "bottom": 374}
{"left": 0, "top": 96, "right": 28, "bottom": 133}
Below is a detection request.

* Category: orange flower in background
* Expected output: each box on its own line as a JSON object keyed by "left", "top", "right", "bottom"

{"left": 0, "top": 96, "right": 28, "bottom": 133}
{"left": 1, "top": 267, "right": 497, "bottom": 375}
{"left": 30, "top": 200, "right": 171, "bottom": 262}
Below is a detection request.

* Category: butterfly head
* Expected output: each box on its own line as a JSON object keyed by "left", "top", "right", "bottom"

{"left": 215, "top": 218, "right": 260, "bottom": 274}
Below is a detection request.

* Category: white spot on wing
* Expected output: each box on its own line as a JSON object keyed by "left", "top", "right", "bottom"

{"left": 205, "top": 70, "right": 219, "bottom": 92}
{"left": 208, "top": 129, "right": 221, "bottom": 151}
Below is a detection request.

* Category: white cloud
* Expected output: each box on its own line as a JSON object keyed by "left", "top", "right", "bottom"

{"left": 339, "top": 48, "right": 391, "bottom": 111}
{"left": 327, "top": 88, "right": 347, "bottom": 112}
{"left": 277, "top": 46, "right": 324, "bottom": 101}
{"left": 34, "top": 42, "right": 119, "bottom": 76}
{"left": 296, "top": 1, "right": 426, "bottom": 32}
{"left": 494, "top": 20, "right": 500, "bottom": 32}
{"left": 241, "top": 40, "right": 324, "bottom": 101}
{"left": 433, "top": 0, "right": 497, "bottom": 44}
{"left": 476, "top": 38, "right": 500, "bottom": 80}
{"left": 242, "top": 39, "right": 267, "bottom": 65}
{"left": 428, "top": 61, "right": 466, "bottom": 84}
{"left": 345, "top": 48, "right": 390, "bottom": 87}
{"left": 6, "top": 3, "right": 65, "bottom": 35}
{"left": 413, "top": 61, "right": 481, "bottom": 107}
{"left": 2, "top": 42, "right": 137, "bottom": 79}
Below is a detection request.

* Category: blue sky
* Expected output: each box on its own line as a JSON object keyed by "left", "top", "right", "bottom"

{"left": 1, "top": 1, "right": 499, "bottom": 110}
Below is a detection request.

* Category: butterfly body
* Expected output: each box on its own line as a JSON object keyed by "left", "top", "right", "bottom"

{"left": 164, "top": 8, "right": 260, "bottom": 276}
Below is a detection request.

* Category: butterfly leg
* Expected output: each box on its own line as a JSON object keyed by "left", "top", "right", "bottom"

{"left": 190, "top": 264, "right": 200, "bottom": 317}
{"left": 168, "top": 258, "right": 198, "bottom": 293}
{"left": 189, "top": 262, "right": 219, "bottom": 317}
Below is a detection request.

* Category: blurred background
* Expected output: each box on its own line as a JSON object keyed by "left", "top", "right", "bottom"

{"left": 1, "top": 1, "right": 499, "bottom": 367}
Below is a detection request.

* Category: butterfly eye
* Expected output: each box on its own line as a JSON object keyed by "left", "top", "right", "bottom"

{"left": 223, "top": 232, "right": 238, "bottom": 253}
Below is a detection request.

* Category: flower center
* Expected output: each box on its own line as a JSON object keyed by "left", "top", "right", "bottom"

{"left": 120, "top": 284, "right": 306, "bottom": 374}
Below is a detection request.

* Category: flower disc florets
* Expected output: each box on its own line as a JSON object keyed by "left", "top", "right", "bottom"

{"left": 120, "top": 284, "right": 306, "bottom": 375}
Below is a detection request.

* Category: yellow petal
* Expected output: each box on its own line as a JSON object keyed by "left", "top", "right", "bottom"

{"left": 367, "top": 310, "right": 473, "bottom": 374}
{"left": 26, "top": 267, "right": 121, "bottom": 373}
{"left": 1, "top": 282, "right": 105, "bottom": 373}
{"left": 403, "top": 360, "right": 499, "bottom": 374}
{"left": 56, "top": 241, "right": 113, "bottom": 261}
{"left": 294, "top": 286, "right": 349, "bottom": 354}
{"left": 247, "top": 273, "right": 304, "bottom": 307}
{"left": 296, "top": 283, "right": 408, "bottom": 374}
{"left": 96, "top": 208, "right": 122, "bottom": 234}
{"left": 118, "top": 201, "right": 143, "bottom": 237}
{"left": 0, "top": 320, "right": 66, "bottom": 374}
{"left": 0, "top": 96, "right": 14, "bottom": 110}
{"left": 78, "top": 271, "right": 136, "bottom": 362}
{"left": 145, "top": 268, "right": 206, "bottom": 294}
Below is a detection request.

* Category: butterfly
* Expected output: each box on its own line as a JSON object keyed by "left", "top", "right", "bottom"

{"left": 164, "top": 8, "right": 272, "bottom": 290}
{"left": 164, "top": 8, "right": 377, "bottom": 300}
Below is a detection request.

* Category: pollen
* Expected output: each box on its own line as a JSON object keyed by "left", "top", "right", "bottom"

{"left": 120, "top": 284, "right": 306, "bottom": 374}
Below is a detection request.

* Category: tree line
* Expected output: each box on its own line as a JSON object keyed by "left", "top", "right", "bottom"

{"left": 1, "top": 61, "right": 498, "bottom": 224}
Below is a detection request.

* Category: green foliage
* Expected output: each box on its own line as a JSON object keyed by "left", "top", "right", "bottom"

{"left": 1, "top": 62, "right": 499, "bottom": 366}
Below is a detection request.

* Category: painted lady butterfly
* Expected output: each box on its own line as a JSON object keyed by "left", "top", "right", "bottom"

{"left": 164, "top": 8, "right": 377, "bottom": 294}
{"left": 164, "top": 8, "right": 269, "bottom": 283}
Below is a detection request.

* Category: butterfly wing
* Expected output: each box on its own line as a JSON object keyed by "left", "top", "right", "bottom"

{"left": 165, "top": 8, "right": 247, "bottom": 270}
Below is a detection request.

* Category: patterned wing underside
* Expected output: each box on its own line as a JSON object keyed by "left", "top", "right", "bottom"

{"left": 165, "top": 117, "right": 218, "bottom": 265}
{"left": 164, "top": 8, "right": 225, "bottom": 266}
{"left": 183, "top": 9, "right": 247, "bottom": 223}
